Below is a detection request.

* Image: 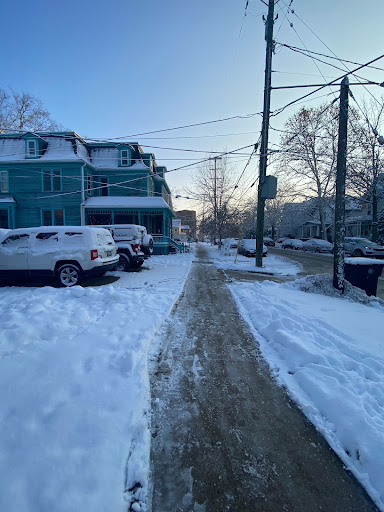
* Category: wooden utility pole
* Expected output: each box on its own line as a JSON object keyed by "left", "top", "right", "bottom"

{"left": 333, "top": 77, "right": 349, "bottom": 292}
{"left": 213, "top": 156, "right": 221, "bottom": 242}
{"left": 255, "top": 0, "right": 275, "bottom": 267}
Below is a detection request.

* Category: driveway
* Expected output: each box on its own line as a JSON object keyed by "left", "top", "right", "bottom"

{"left": 150, "top": 245, "right": 377, "bottom": 511}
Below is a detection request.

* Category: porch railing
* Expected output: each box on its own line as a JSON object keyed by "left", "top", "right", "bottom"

{"left": 152, "top": 235, "right": 184, "bottom": 253}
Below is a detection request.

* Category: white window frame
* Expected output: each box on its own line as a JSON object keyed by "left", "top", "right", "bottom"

{"left": 0, "top": 170, "right": 9, "bottom": 193}
{"left": 27, "top": 139, "right": 37, "bottom": 157}
{"left": 120, "top": 149, "right": 130, "bottom": 166}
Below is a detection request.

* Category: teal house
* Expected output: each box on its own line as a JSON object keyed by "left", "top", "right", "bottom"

{"left": 0, "top": 131, "right": 177, "bottom": 253}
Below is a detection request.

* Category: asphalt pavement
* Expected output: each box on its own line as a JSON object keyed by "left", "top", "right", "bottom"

{"left": 149, "top": 245, "right": 378, "bottom": 512}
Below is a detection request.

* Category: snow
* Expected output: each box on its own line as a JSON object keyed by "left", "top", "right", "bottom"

{"left": 202, "top": 242, "right": 302, "bottom": 276}
{"left": 0, "top": 252, "right": 195, "bottom": 512}
{"left": 224, "top": 272, "right": 384, "bottom": 510}
{"left": 1, "top": 243, "right": 384, "bottom": 511}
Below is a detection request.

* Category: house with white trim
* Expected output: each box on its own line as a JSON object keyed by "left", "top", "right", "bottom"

{"left": 0, "top": 131, "right": 177, "bottom": 254}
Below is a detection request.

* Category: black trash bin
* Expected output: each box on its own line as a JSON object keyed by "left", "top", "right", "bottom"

{"left": 344, "top": 258, "right": 384, "bottom": 296}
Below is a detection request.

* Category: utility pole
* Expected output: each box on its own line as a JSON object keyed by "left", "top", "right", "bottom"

{"left": 212, "top": 156, "right": 221, "bottom": 244}
{"left": 255, "top": 0, "right": 275, "bottom": 267}
{"left": 333, "top": 76, "right": 349, "bottom": 292}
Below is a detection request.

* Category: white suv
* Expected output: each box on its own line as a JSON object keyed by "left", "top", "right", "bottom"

{"left": 0, "top": 226, "right": 119, "bottom": 287}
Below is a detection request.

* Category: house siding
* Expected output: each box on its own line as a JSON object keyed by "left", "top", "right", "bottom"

{"left": 0, "top": 132, "right": 176, "bottom": 252}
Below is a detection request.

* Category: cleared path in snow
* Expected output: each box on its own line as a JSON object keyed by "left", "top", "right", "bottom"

{"left": 150, "top": 245, "right": 377, "bottom": 512}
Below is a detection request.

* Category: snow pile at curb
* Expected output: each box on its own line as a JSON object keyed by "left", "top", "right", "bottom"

{"left": 288, "top": 272, "right": 384, "bottom": 307}
{"left": 229, "top": 276, "right": 384, "bottom": 511}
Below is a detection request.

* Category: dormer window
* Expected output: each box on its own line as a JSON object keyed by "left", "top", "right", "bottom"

{"left": 26, "top": 139, "right": 37, "bottom": 157}
{"left": 120, "top": 149, "right": 130, "bottom": 167}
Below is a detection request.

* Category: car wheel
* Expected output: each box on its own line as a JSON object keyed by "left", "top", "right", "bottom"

{"left": 131, "top": 260, "right": 144, "bottom": 269}
{"left": 57, "top": 263, "right": 82, "bottom": 287}
{"left": 352, "top": 249, "right": 363, "bottom": 257}
{"left": 142, "top": 235, "right": 154, "bottom": 255}
{"left": 115, "top": 253, "right": 131, "bottom": 272}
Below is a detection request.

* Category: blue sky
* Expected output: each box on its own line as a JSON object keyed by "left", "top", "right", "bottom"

{"left": 2, "top": 0, "right": 384, "bottom": 205}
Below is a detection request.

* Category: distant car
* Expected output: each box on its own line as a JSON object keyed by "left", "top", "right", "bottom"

{"left": 302, "top": 239, "right": 333, "bottom": 253}
{"left": 344, "top": 237, "right": 384, "bottom": 258}
{"left": 276, "top": 237, "right": 288, "bottom": 244}
{"left": 281, "top": 239, "right": 304, "bottom": 250}
{"left": 0, "top": 226, "right": 119, "bottom": 287}
{"left": 263, "top": 237, "right": 275, "bottom": 247}
{"left": 223, "top": 238, "right": 239, "bottom": 250}
{"left": 239, "top": 239, "right": 268, "bottom": 257}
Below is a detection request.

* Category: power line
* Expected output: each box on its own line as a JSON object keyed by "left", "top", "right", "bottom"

{"left": 82, "top": 113, "right": 263, "bottom": 141}
{"left": 277, "top": 43, "right": 384, "bottom": 73}
{"left": 271, "top": 54, "right": 384, "bottom": 117}
{"left": 280, "top": 1, "right": 384, "bottom": 106}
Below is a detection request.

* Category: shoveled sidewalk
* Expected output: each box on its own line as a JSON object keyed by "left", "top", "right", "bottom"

{"left": 150, "top": 245, "right": 377, "bottom": 512}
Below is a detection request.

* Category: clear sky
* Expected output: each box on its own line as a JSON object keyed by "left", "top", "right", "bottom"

{"left": 2, "top": 0, "right": 384, "bottom": 209}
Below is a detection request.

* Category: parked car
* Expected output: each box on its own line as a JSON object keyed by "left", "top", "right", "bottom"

{"left": 0, "top": 228, "right": 10, "bottom": 241}
{"left": 344, "top": 237, "right": 384, "bottom": 258}
{"left": 281, "top": 239, "right": 304, "bottom": 250}
{"left": 276, "top": 237, "right": 288, "bottom": 245}
{"left": 0, "top": 226, "right": 119, "bottom": 287}
{"left": 223, "top": 238, "right": 239, "bottom": 250}
{"left": 263, "top": 237, "right": 275, "bottom": 247}
{"left": 98, "top": 224, "right": 153, "bottom": 271}
{"left": 239, "top": 239, "right": 268, "bottom": 257}
{"left": 302, "top": 239, "right": 333, "bottom": 253}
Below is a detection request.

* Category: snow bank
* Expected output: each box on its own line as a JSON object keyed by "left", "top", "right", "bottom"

{"left": 0, "top": 251, "right": 194, "bottom": 512}
{"left": 203, "top": 243, "right": 302, "bottom": 276}
{"left": 229, "top": 274, "right": 384, "bottom": 510}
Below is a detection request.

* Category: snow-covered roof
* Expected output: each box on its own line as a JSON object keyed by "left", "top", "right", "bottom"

{"left": 0, "top": 135, "right": 150, "bottom": 170}
{"left": 0, "top": 138, "right": 26, "bottom": 161}
{"left": 0, "top": 196, "right": 15, "bottom": 203}
{"left": 84, "top": 196, "right": 172, "bottom": 210}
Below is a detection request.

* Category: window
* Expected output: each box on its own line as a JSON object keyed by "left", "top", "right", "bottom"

{"left": 36, "top": 232, "right": 58, "bottom": 240}
{"left": 99, "top": 176, "right": 108, "bottom": 196}
{"left": 0, "top": 209, "right": 9, "bottom": 228}
{"left": 87, "top": 174, "right": 92, "bottom": 194}
{"left": 42, "top": 169, "right": 61, "bottom": 192}
{"left": 27, "top": 140, "right": 37, "bottom": 157}
{"left": 2, "top": 234, "right": 29, "bottom": 247}
{"left": 42, "top": 209, "right": 64, "bottom": 226}
{"left": 120, "top": 149, "right": 130, "bottom": 166}
{"left": 0, "top": 171, "right": 9, "bottom": 193}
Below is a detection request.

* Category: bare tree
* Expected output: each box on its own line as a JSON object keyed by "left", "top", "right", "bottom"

{"left": 278, "top": 103, "right": 340, "bottom": 239}
{"left": 346, "top": 98, "right": 384, "bottom": 241}
{"left": 186, "top": 156, "right": 243, "bottom": 242}
{"left": 0, "top": 88, "right": 60, "bottom": 132}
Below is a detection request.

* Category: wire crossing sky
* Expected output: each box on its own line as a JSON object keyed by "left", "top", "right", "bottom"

{"left": 2, "top": 0, "right": 383, "bottom": 205}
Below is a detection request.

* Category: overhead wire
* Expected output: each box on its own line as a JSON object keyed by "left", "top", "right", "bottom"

{"left": 280, "top": 1, "right": 384, "bottom": 107}
{"left": 271, "top": 54, "right": 384, "bottom": 117}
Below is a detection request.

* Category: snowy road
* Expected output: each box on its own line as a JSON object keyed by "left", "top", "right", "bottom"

{"left": 150, "top": 246, "right": 377, "bottom": 511}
